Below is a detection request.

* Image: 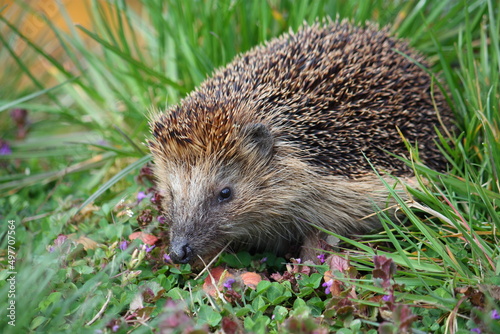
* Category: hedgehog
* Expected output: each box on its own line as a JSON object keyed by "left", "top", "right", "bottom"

{"left": 148, "top": 20, "right": 451, "bottom": 264}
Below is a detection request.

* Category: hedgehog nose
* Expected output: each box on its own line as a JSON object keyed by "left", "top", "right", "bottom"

{"left": 169, "top": 239, "right": 193, "bottom": 264}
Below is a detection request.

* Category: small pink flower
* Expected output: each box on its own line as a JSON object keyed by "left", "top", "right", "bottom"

{"left": 137, "top": 191, "right": 147, "bottom": 202}
{"left": 54, "top": 234, "right": 68, "bottom": 246}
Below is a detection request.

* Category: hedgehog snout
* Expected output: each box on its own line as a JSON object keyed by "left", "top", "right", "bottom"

{"left": 169, "top": 237, "right": 193, "bottom": 264}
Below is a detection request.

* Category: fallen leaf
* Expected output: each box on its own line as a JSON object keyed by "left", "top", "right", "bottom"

{"left": 129, "top": 232, "right": 159, "bottom": 245}
{"left": 70, "top": 234, "right": 99, "bottom": 250}
{"left": 130, "top": 293, "right": 144, "bottom": 311}
{"left": 202, "top": 267, "right": 262, "bottom": 297}
{"left": 203, "top": 267, "right": 234, "bottom": 297}
{"left": 240, "top": 272, "right": 261, "bottom": 288}
{"left": 323, "top": 270, "right": 334, "bottom": 282}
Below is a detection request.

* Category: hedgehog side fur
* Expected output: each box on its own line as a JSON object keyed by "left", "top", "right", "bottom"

{"left": 148, "top": 20, "right": 452, "bottom": 264}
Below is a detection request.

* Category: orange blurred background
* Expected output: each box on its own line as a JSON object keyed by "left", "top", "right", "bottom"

{"left": 1, "top": 0, "right": 142, "bottom": 91}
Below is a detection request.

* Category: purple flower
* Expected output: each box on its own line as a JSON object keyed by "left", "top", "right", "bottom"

{"left": 491, "top": 309, "right": 500, "bottom": 320}
{"left": 119, "top": 241, "right": 128, "bottom": 250}
{"left": 223, "top": 278, "right": 235, "bottom": 290}
{"left": 471, "top": 328, "right": 481, "bottom": 333}
{"left": 322, "top": 279, "right": 333, "bottom": 294}
{"left": 112, "top": 324, "right": 119, "bottom": 332}
{"left": 382, "top": 294, "right": 391, "bottom": 302}
{"left": 317, "top": 253, "right": 326, "bottom": 263}
{"left": 96, "top": 139, "right": 109, "bottom": 146}
{"left": 0, "top": 141, "right": 12, "bottom": 155}
{"left": 157, "top": 216, "right": 167, "bottom": 224}
{"left": 144, "top": 244, "right": 155, "bottom": 253}
{"left": 260, "top": 257, "right": 268, "bottom": 263}
{"left": 164, "top": 254, "right": 171, "bottom": 263}
{"left": 137, "top": 191, "right": 147, "bottom": 202}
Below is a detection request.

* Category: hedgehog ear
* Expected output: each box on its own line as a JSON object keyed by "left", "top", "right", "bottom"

{"left": 241, "top": 123, "right": 274, "bottom": 160}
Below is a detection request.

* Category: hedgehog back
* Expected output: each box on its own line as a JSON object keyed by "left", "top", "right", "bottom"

{"left": 162, "top": 22, "right": 451, "bottom": 177}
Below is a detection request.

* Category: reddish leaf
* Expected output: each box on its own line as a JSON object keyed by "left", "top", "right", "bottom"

{"left": 221, "top": 317, "right": 243, "bottom": 334}
{"left": 394, "top": 304, "right": 418, "bottom": 332}
{"left": 373, "top": 255, "right": 396, "bottom": 288}
{"left": 240, "top": 272, "right": 261, "bottom": 288}
{"left": 328, "top": 255, "right": 349, "bottom": 272}
{"left": 129, "top": 232, "right": 159, "bottom": 245}
{"left": 203, "top": 267, "right": 234, "bottom": 297}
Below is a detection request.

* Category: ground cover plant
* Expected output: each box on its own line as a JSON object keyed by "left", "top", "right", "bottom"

{"left": 0, "top": 0, "right": 499, "bottom": 333}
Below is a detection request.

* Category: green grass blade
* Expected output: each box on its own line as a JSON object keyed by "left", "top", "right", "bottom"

{"left": 76, "top": 154, "right": 151, "bottom": 213}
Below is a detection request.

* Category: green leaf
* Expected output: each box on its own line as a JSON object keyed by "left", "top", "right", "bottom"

{"left": 197, "top": 304, "right": 222, "bottom": 327}
{"left": 300, "top": 273, "right": 323, "bottom": 289}
{"left": 251, "top": 295, "right": 269, "bottom": 313}
{"left": 266, "top": 282, "right": 292, "bottom": 305}
{"left": 30, "top": 316, "right": 47, "bottom": 330}
{"left": 256, "top": 280, "right": 271, "bottom": 294}
{"left": 272, "top": 305, "right": 289, "bottom": 323}
{"left": 38, "top": 292, "right": 63, "bottom": 311}
{"left": 293, "top": 298, "right": 307, "bottom": 309}
{"left": 73, "top": 265, "right": 94, "bottom": 275}
{"left": 235, "top": 306, "right": 251, "bottom": 317}
{"left": 336, "top": 329, "right": 353, "bottom": 334}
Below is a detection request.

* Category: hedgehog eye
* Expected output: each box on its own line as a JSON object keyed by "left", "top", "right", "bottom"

{"left": 218, "top": 187, "right": 232, "bottom": 202}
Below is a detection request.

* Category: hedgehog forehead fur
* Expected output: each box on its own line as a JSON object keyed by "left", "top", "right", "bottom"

{"left": 150, "top": 99, "right": 254, "bottom": 165}
{"left": 148, "top": 19, "right": 452, "bottom": 264}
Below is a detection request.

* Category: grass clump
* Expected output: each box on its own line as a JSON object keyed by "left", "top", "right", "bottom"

{"left": 0, "top": 0, "right": 499, "bottom": 333}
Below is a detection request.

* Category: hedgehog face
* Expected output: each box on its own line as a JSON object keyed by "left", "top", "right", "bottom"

{"left": 158, "top": 123, "right": 276, "bottom": 264}
{"left": 163, "top": 163, "right": 237, "bottom": 263}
